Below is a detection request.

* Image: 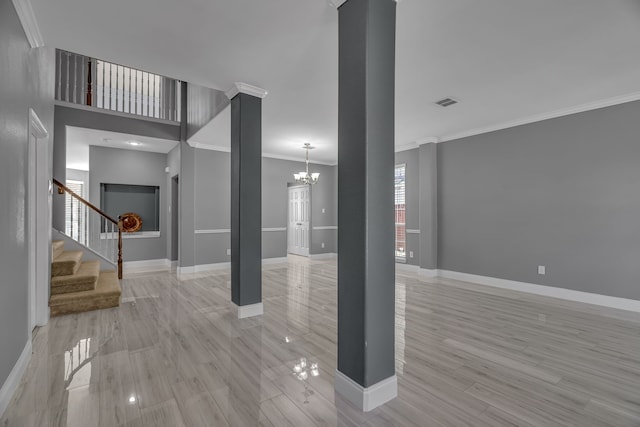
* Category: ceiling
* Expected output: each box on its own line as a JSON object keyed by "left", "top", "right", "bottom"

{"left": 66, "top": 127, "right": 178, "bottom": 171}
{"left": 32, "top": 0, "right": 640, "bottom": 164}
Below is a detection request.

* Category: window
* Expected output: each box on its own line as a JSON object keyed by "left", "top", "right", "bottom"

{"left": 100, "top": 183, "right": 160, "bottom": 232}
{"left": 65, "top": 180, "right": 87, "bottom": 242}
{"left": 395, "top": 164, "right": 406, "bottom": 263}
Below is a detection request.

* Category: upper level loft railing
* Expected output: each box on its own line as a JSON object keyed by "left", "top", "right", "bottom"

{"left": 55, "top": 49, "right": 181, "bottom": 122}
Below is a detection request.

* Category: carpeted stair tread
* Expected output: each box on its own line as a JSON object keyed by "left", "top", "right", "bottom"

{"left": 52, "top": 240, "right": 64, "bottom": 261}
{"left": 51, "top": 260, "right": 100, "bottom": 295}
{"left": 49, "top": 270, "right": 121, "bottom": 317}
{"left": 51, "top": 250, "right": 83, "bottom": 277}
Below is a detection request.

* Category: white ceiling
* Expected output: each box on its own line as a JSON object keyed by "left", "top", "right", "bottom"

{"left": 66, "top": 127, "right": 178, "bottom": 171}
{"left": 32, "top": 0, "right": 640, "bottom": 164}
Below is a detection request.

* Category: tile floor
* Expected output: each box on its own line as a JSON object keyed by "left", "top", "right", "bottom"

{"left": 2, "top": 256, "right": 640, "bottom": 426}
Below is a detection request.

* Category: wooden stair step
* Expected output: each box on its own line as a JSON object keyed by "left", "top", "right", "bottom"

{"left": 52, "top": 240, "right": 65, "bottom": 261}
{"left": 51, "top": 260, "right": 100, "bottom": 295}
{"left": 49, "top": 270, "right": 121, "bottom": 317}
{"left": 51, "top": 250, "right": 83, "bottom": 277}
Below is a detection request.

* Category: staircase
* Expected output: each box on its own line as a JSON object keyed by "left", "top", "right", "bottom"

{"left": 49, "top": 240, "right": 121, "bottom": 317}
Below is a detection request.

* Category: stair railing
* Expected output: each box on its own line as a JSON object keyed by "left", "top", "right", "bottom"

{"left": 53, "top": 178, "right": 123, "bottom": 279}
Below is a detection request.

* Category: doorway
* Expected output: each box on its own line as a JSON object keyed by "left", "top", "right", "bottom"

{"left": 287, "top": 185, "right": 310, "bottom": 257}
{"left": 171, "top": 175, "right": 179, "bottom": 262}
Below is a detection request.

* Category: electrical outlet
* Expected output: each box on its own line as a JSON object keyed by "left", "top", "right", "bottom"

{"left": 226, "top": 249, "right": 231, "bottom": 256}
{"left": 409, "top": 251, "right": 414, "bottom": 258}
{"left": 322, "top": 208, "right": 326, "bottom": 213}
{"left": 538, "top": 265, "right": 546, "bottom": 275}
{"left": 321, "top": 242, "right": 325, "bottom": 249}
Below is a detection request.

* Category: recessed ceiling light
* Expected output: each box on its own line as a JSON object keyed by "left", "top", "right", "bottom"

{"left": 127, "top": 141, "right": 141, "bottom": 146}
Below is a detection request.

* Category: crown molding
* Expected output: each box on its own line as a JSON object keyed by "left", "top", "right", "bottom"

{"left": 416, "top": 137, "right": 439, "bottom": 145}
{"left": 330, "top": 0, "right": 399, "bottom": 8}
{"left": 225, "top": 82, "right": 268, "bottom": 100}
{"left": 188, "top": 142, "right": 231, "bottom": 152}
{"left": 395, "top": 136, "right": 438, "bottom": 153}
{"left": 11, "top": 0, "right": 44, "bottom": 48}
{"left": 440, "top": 91, "right": 640, "bottom": 143}
{"left": 187, "top": 142, "right": 337, "bottom": 165}
{"left": 262, "top": 152, "right": 336, "bottom": 166}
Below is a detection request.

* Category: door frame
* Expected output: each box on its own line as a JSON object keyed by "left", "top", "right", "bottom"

{"left": 287, "top": 184, "right": 311, "bottom": 257}
{"left": 28, "top": 108, "right": 50, "bottom": 330}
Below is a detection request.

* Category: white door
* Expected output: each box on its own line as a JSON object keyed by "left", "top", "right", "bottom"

{"left": 288, "top": 185, "right": 310, "bottom": 256}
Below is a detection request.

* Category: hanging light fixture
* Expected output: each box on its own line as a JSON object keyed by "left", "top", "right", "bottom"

{"left": 293, "top": 143, "right": 320, "bottom": 185}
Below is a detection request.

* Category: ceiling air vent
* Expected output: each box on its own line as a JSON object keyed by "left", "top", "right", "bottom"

{"left": 435, "top": 97, "right": 458, "bottom": 107}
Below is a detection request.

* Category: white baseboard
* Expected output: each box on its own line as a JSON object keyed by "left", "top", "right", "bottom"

{"left": 235, "top": 302, "right": 263, "bottom": 319}
{"left": 0, "top": 340, "right": 32, "bottom": 418}
{"left": 419, "top": 268, "right": 439, "bottom": 277}
{"left": 310, "top": 253, "right": 337, "bottom": 260}
{"left": 396, "top": 263, "right": 419, "bottom": 272}
{"left": 124, "top": 259, "right": 170, "bottom": 275}
{"left": 262, "top": 257, "right": 288, "bottom": 265}
{"left": 334, "top": 370, "right": 397, "bottom": 412}
{"left": 438, "top": 270, "right": 640, "bottom": 313}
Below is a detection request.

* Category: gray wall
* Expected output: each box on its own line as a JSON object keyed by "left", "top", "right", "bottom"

{"left": 186, "top": 83, "right": 228, "bottom": 140}
{"left": 187, "top": 149, "right": 337, "bottom": 266}
{"left": 89, "top": 146, "right": 169, "bottom": 262}
{"left": 438, "top": 100, "right": 640, "bottom": 300}
{"left": 53, "top": 104, "right": 180, "bottom": 230}
{"left": 0, "top": 0, "right": 55, "bottom": 393}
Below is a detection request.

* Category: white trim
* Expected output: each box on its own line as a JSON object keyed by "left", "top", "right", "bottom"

{"left": 262, "top": 152, "right": 336, "bottom": 166}
{"left": 440, "top": 91, "right": 640, "bottom": 142}
{"left": 396, "top": 263, "right": 419, "bottom": 272}
{"left": 185, "top": 145, "right": 337, "bottom": 166}
{"left": 262, "top": 228, "right": 287, "bottom": 232}
{"left": 395, "top": 142, "right": 418, "bottom": 153}
{"left": 312, "top": 226, "right": 338, "bottom": 230}
{"left": 0, "top": 340, "right": 32, "bottom": 418}
{"left": 112, "top": 231, "right": 161, "bottom": 239}
{"left": 29, "top": 108, "right": 48, "bottom": 137}
{"left": 195, "top": 229, "right": 230, "bottom": 234}
{"left": 405, "top": 229, "right": 420, "bottom": 234}
{"left": 438, "top": 270, "right": 640, "bottom": 313}
{"left": 419, "top": 268, "right": 439, "bottom": 278}
{"left": 310, "top": 253, "right": 337, "bottom": 260}
{"left": 188, "top": 142, "right": 231, "bottom": 153}
{"left": 334, "top": 370, "right": 397, "bottom": 412}
{"left": 124, "top": 259, "right": 170, "bottom": 274}
{"left": 28, "top": 108, "right": 49, "bottom": 328}
{"left": 176, "top": 266, "right": 197, "bottom": 275}
{"left": 54, "top": 100, "right": 181, "bottom": 126}
{"left": 263, "top": 257, "right": 288, "bottom": 265}
{"left": 11, "top": 0, "right": 44, "bottom": 48}
{"left": 225, "top": 83, "right": 268, "bottom": 100}
{"left": 330, "top": 0, "right": 400, "bottom": 8}
{"left": 235, "top": 302, "right": 264, "bottom": 319}
{"left": 416, "top": 137, "right": 439, "bottom": 145}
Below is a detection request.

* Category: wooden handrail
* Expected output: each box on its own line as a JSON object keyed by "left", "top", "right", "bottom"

{"left": 53, "top": 178, "right": 118, "bottom": 224}
{"left": 54, "top": 178, "right": 123, "bottom": 279}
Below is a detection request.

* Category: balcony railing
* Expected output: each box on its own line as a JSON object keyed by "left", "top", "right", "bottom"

{"left": 55, "top": 49, "right": 181, "bottom": 122}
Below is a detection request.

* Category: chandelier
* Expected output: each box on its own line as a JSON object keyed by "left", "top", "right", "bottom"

{"left": 293, "top": 143, "right": 320, "bottom": 185}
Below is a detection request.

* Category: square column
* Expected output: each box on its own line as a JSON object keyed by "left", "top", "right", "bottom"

{"left": 227, "top": 83, "right": 268, "bottom": 319}
{"left": 335, "top": 0, "right": 398, "bottom": 411}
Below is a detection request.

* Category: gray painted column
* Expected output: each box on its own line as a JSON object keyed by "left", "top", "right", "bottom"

{"left": 335, "top": 0, "right": 397, "bottom": 411}
{"left": 226, "top": 83, "right": 267, "bottom": 319}
{"left": 178, "top": 82, "right": 197, "bottom": 273}
{"left": 419, "top": 142, "right": 438, "bottom": 271}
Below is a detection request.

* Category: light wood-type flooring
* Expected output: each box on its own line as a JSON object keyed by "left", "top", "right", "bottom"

{"left": 2, "top": 256, "right": 640, "bottom": 426}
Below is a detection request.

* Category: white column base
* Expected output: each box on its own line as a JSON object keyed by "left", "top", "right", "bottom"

{"left": 334, "top": 370, "right": 397, "bottom": 412}
{"left": 234, "top": 302, "right": 263, "bottom": 319}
